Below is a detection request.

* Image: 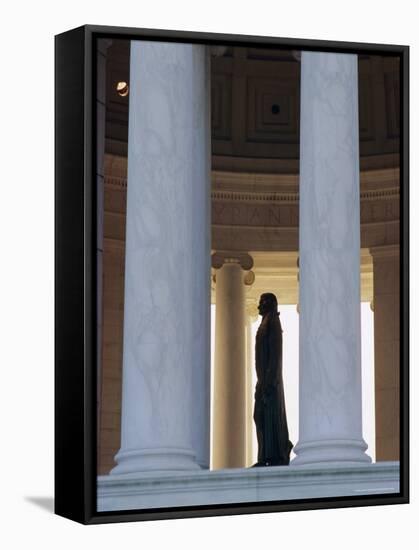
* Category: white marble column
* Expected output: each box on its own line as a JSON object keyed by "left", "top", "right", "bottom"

{"left": 293, "top": 52, "right": 371, "bottom": 465}
{"left": 212, "top": 252, "right": 253, "bottom": 469}
{"left": 111, "top": 41, "right": 211, "bottom": 474}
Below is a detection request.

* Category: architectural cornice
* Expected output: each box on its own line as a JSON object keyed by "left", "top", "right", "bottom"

{"left": 211, "top": 153, "right": 400, "bottom": 175}
{"left": 212, "top": 220, "right": 398, "bottom": 231}
{"left": 211, "top": 190, "right": 299, "bottom": 203}
{"left": 360, "top": 188, "right": 400, "bottom": 201}
{"left": 211, "top": 187, "right": 400, "bottom": 204}
{"left": 104, "top": 169, "right": 400, "bottom": 204}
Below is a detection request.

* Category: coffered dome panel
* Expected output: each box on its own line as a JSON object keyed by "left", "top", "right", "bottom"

{"left": 210, "top": 48, "right": 400, "bottom": 166}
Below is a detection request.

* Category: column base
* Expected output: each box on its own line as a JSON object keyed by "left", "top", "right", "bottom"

{"left": 110, "top": 447, "right": 201, "bottom": 475}
{"left": 292, "top": 438, "right": 372, "bottom": 465}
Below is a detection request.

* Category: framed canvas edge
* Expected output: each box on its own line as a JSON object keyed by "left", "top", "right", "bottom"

{"left": 400, "top": 43, "right": 410, "bottom": 504}
{"left": 54, "top": 24, "right": 410, "bottom": 525}
{"left": 55, "top": 25, "right": 90, "bottom": 524}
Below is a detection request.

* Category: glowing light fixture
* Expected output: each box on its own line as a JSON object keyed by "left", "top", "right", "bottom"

{"left": 116, "top": 81, "right": 129, "bottom": 97}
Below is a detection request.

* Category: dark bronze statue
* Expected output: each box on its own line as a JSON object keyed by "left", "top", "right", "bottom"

{"left": 253, "top": 293, "right": 293, "bottom": 466}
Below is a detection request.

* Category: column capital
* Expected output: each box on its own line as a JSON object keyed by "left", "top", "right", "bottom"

{"left": 211, "top": 251, "right": 254, "bottom": 271}
{"left": 243, "top": 270, "right": 255, "bottom": 286}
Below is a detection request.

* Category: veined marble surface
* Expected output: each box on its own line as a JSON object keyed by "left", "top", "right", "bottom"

{"left": 98, "top": 462, "right": 400, "bottom": 511}
{"left": 294, "top": 52, "right": 369, "bottom": 464}
{"left": 111, "top": 41, "right": 211, "bottom": 474}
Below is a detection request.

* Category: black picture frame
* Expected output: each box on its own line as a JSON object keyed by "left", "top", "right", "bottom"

{"left": 55, "top": 24, "right": 409, "bottom": 525}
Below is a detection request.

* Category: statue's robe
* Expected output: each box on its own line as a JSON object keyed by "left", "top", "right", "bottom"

{"left": 254, "top": 311, "right": 293, "bottom": 465}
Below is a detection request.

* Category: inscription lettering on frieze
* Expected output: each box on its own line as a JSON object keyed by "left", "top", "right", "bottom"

{"left": 212, "top": 203, "right": 225, "bottom": 220}
{"left": 268, "top": 206, "right": 281, "bottom": 225}
{"left": 290, "top": 206, "right": 299, "bottom": 226}
{"left": 248, "top": 206, "right": 263, "bottom": 225}
{"left": 212, "top": 202, "right": 299, "bottom": 227}
{"left": 212, "top": 198, "right": 401, "bottom": 227}
{"left": 232, "top": 204, "right": 243, "bottom": 224}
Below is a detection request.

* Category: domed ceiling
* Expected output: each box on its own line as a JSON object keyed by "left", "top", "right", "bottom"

{"left": 104, "top": 40, "right": 400, "bottom": 175}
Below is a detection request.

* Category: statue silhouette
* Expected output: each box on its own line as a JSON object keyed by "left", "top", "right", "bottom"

{"left": 253, "top": 293, "right": 293, "bottom": 466}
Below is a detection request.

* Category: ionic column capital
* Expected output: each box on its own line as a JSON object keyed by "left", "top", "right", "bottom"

{"left": 243, "top": 270, "right": 255, "bottom": 286}
{"left": 211, "top": 251, "right": 254, "bottom": 271}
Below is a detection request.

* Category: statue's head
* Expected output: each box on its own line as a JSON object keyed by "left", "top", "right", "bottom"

{"left": 258, "top": 293, "right": 278, "bottom": 316}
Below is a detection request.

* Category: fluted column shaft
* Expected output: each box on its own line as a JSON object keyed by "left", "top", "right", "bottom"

{"left": 112, "top": 41, "right": 211, "bottom": 474}
{"left": 212, "top": 253, "right": 253, "bottom": 469}
{"left": 293, "top": 52, "right": 371, "bottom": 465}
